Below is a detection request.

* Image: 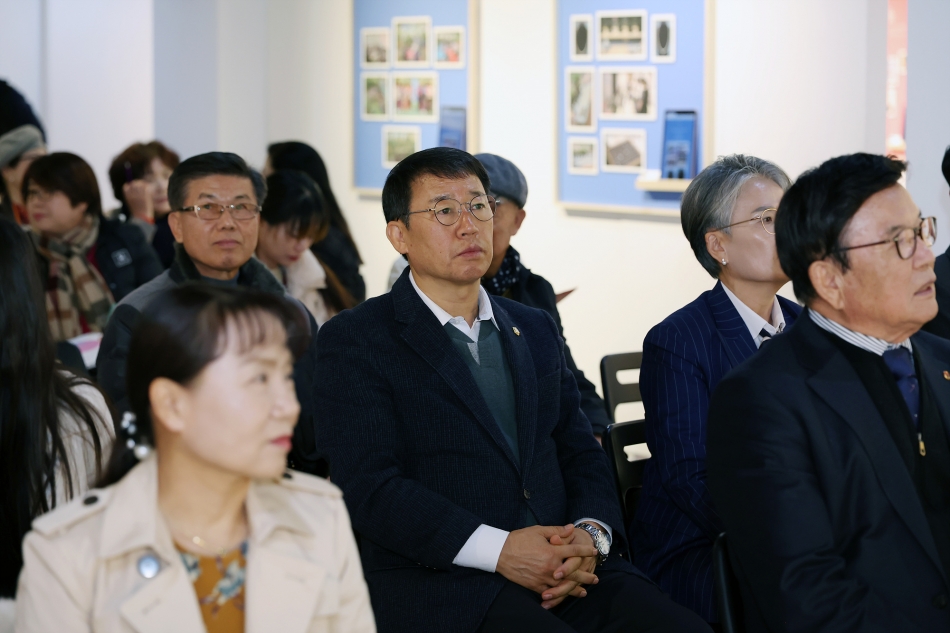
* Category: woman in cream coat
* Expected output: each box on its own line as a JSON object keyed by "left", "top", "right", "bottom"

{"left": 16, "top": 285, "right": 375, "bottom": 633}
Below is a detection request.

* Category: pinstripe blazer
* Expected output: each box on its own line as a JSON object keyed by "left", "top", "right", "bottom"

{"left": 313, "top": 269, "right": 626, "bottom": 633}
{"left": 630, "top": 281, "right": 801, "bottom": 622}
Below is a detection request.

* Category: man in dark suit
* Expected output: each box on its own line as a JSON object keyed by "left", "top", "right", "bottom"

{"left": 921, "top": 145, "right": 950, "bottom": 338}
{"left": 707, "top": 153, "right": 950, "bottom": 632}
{"left": 314, "top": 148, "right": 710, "bottom": 633}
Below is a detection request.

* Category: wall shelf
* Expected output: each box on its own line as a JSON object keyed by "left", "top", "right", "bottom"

{"left": 634, "top": 178, "right": 692, "bottom": 193}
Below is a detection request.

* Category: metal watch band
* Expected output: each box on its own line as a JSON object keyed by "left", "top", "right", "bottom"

{"left": 577, "top": 522, "right": 609, "bottom": 563}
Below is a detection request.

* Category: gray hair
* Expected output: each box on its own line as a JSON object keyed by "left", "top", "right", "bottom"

{"left": 681, "top": 154, "right": 791, "bottom": 278}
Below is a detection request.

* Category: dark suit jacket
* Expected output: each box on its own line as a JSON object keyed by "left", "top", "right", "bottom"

{"left": 922, "top": 249, "right": 950, "bottom": 338}
{"left": 707, "top": 312, "right": 950, "bottom": 632}
{"left": 313, "top": 269, "right": 625, "bottom": 633}
{"left": 633, "top": 281, "right": 801, "bottom": 621}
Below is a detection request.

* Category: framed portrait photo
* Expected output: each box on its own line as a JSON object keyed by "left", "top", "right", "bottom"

{"left": 360, "top": 72, "right": 389, "bottom": 121}
{"left": 569, "top": 14, "right": 593, "bottom": 62}
{"left": 382, "top": 125, "right": 422, "bottom": 168}
{"left": 565, "top": 66, "right": 595, "bottom": 133}
{"left": 596, "top": 10, "right": 647, "bottom": 61}
{"left": 651, "top": 14, "right": 676, "bottom": 63}
{"left": 433, "top": 26, "right": 465, "bottom": 69}
{"left": 599, "top": 66, "right": 658, "bottom": 121}
{"left": 567, "top": 137, "right": 598, "bottom": 175}
{"left": 392, "top": 16, "right": 432, "bottom": 68}
{"left": 391, "top": 71, "right": 439, "bottom": 123}
{"left": 601, "top": 127, "right": 647, "bottom": 173}
{"left": 360, "top": 27, "right": 390, "bottom": 68}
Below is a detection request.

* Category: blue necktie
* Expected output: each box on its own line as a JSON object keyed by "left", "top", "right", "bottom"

{"left": 882, "top": 347, "right": 920, "bottom": 429}
{"left": 759, "top": 328, "right": 773, "bottom": 344}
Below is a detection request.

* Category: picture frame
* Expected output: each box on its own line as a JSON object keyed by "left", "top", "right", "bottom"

{"left": 601, "top": 127, "right": 647, "bottom": 173}
{"left": 567, "top": 137, "right": 598, "bottom": 175}
{"left": 433, "top": 26, "right": 466, "bottom": 69}
{"left": 596, "top": 10, "right": 648, "bottom": 61}
{"left": 650, "top": 14, "right": 676, "bottom": 63}
{"left": 392, "top": 16, "right": 432, "bottom": 68}
{"left": 382, "top": 125, "right": 422, "bottom": 168}
{"left": 360, "top": 72, "right": 390, "bottom": 121}
{"left": 569, "top": 14, "right": 593, "bottom": 62}
{"left": 565, "top": 66, "right": 596, "bottom": 133}
{"left": 391, "top": 71, "right": 439, "bottom": 123}
{"left": 360, "top": 27, "right": 390, "bottom": 68}
{"left": 599, "top": 66, "right": 658, "bottom": 121}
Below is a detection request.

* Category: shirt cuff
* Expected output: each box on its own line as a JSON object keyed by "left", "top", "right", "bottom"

{"left": 574, "top": 518, "right": 613, "bottom": 545}
{"left": 452, "top": 524, "right": 510, "bottom": 573}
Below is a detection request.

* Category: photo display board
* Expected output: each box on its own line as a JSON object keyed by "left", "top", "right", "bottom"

{"left": 557, "top": 0, "right": 712, "bottom": 215}
{"left": 354, "top": 0, "right": 474, "bottom": 194}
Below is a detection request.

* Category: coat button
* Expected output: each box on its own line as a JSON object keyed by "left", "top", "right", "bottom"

{"left": 137, "top": 553, "right": 161, "bottom": 579}
{"left": 934, "top": 594, "right": 949, "bottom": 609}
{"left": 523, "top": 489, "right": 531, "bottom": 499}
{"left": 83, "top": 495, "right": 98, "bottom": 505}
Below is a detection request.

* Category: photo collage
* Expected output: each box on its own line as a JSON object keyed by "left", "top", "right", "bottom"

{"left": 360, "top": 16, "right": 466, "bottom": 168}
{"left": 566, "top": 10, "right": 676, "bottom": 176}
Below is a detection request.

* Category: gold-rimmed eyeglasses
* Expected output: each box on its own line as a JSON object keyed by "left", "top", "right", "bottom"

{"left": 176, "top": 202, "right": 261, "bottom": 221}
{"left": 407, "top": 194, "right": 496, "bottom": 226}
{"left": 711, "top": 207, "right": 777, "bottom": 235}
{"left": 835, "top": 216, "right": 937, "bottom": 260}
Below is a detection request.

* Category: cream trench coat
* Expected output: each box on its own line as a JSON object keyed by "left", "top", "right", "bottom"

{"left": 15, "top": 455, "right": 376, "bottom": 633}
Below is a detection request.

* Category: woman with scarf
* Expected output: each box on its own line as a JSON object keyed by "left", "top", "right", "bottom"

{"left": 23, "top": 153, "right": 162, "bottom": 342}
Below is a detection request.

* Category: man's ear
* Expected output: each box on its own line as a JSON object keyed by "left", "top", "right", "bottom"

{"left": 148, "top": 377, "right": 189, "bottom": 435}
{"left": 511, "top": 207, "right": 527, "bottom": 236}
{"left": 705, "top": 231, "right": 726, "bottom": 264}
{"left": 386, "top": 220, "right": 409, "bottom": 257}
{"left": 808, "top": 259, "right": 847, "bottom": 311}
{"left": 168, "top": 211, "right": 184, "bottom": 244}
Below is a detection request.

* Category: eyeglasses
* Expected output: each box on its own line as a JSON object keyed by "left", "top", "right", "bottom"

{"left": 835, "top": 216, "right": 937, "bottom": 260}
{"left": 407, "top": 194, "right": 496, "bottom": 226}
{"left": 711, "top": 207, "right": 777, "bottom": 235}
{"left": 177, "top": 202, "right": 261, "bottom": 221}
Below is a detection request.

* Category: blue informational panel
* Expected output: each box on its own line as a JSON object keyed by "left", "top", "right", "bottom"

{"left": 354, "top": 0, "right": 471, "bottom": 192}
{"left": 557, "top": 0, "right": 709, "bottom": 212}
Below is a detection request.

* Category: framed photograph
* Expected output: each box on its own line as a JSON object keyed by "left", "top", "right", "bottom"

{"left": 569, "top": 14, "right": 593, "bottom": 62}
{"left": 600, "top": 66, "right": 658, "bottom": 121}
{"left": 382, "top": 125, "right": 422, "bottom": 168}
{"left": 651, "top": 14, "right": 676, "bottom": 63}
{"left": 565, "top": 66, "right": 595, "bottom": 132}
{"left": 567, "top": 137, "right": 598, "bottom": 175}
{"left": 360, "top": 27, "right": 390, "bottom": 68}
{"left": 392, "top": 16, "right": 431, "bottom": 68}
{"left": 601, "top": 128, "right": 647, "bottom": 173}
{"left": 433, "top": 26, "right": 465, "bottom": 69}
{"left": 360, "top": 72, "right": 389, "bottom": 121}
{"left": 392, "top": 72, "right": 439, "bottom": 122}
{"left": 596, "top": 10, "right": 647, "bottom": 61}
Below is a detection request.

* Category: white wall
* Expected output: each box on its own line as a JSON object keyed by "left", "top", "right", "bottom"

{"left": 0, "top": 0, "right": 44, "bottom": 116}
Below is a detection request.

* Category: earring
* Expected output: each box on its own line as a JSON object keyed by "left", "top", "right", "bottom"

{"left": 721, "top": 258, "right": 727, "bottom": 265}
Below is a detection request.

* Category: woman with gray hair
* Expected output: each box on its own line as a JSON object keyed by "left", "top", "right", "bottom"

{"left": 630, "top": 154, "right": 802, "bottom": 626}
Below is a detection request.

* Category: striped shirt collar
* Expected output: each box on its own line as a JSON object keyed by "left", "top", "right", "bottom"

{"left": 809, "top": 309, "right": 913, "bottom": 356}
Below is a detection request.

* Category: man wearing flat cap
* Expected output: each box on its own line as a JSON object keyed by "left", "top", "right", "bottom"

{"left": 0, "top": 124, "right": 46, "bottom": 223}
{"left": 475, "top": 152, "right": 611, "bottom": 441}
{"left": 921, "top": 145, "right": 950, "bottom": 339}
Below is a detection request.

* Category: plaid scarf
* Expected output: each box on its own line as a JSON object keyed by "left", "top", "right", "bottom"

{"left": 483, "top": 246, "right": 522, "bottom": 296}
{"left": 31, "top": 215, "right": 115, "bottom": 341}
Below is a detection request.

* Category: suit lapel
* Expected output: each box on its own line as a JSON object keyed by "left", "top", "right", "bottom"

{"left": 245, "top": 548, "right": 327, "bottom": 633}
{"left": 119, "top": 562, "right": 206, "bottom": 633}
{"left": 706, "top": 281, "right": 757, "bottom": 369}
{"left": 913, "top": 339, "right": 950, "bottom": 463}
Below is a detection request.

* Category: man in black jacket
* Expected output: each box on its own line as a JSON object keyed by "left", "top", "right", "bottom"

{"left": 475, "top": 153, "right": 611, "bottom": 440}
{"left": 97, "top": 152, "right": 322, "bottom": 474}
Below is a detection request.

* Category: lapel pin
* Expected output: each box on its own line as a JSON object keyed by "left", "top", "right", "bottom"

{"left": 512, "top": 327, "right": 521, "bottom": 336}
{"left": 943, "top": 370, "right": 950, "bottom": 381}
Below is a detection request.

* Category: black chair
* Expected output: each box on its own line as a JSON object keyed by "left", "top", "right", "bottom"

{"left": 600, "top": 351, "right": 644, "bottom": 422}
{"left": 602, "top": 419, "right": 650, "bottom": 527}
{"left": 713, "top": 532, "right": 744, "bottom": 633}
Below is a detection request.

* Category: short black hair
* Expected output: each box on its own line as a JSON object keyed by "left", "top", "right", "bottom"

{"left": 942, "top": 145, "right": 950, "bottom": 189}
{"left": 381, "top": 147, "right": 490, "bottom": 226}
{"left": 22, "top": 152, "right": 102, "bottom": 218}
{"left": 776, "top": 153, "right": 906, "bottom": 304}
{"left": 261, "top": 170, "right": 329, "bottom": 241}
{"left": 167, "top": 152, "right": 266, "bottom": 211}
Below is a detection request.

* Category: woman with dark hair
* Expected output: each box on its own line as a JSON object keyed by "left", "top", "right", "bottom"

{"left": 15, "top": 285, "right": 375, "bottom": 633}
{"left": 265, "top": 141, "right": 366, "bottom": 302}
{"left": 257, "top": 170, "right": 356, "bottom": 325}
{"left": 108, "top": 141, "right": 181, "bottom": 268}
{"left": 23, "top": 152, "right": 162, "bottom": 341}
{"left": 0, "top": 217, "right": 113, "bottom": 631}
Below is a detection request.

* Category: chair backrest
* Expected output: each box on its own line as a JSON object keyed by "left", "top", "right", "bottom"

{"left": 602, "top": 419, "right": 650, "bottom": 525}
{"left": 713, "top": 532, "right": 744, "bottom": 633}
{"left": 600, "top": 352, "right": 644, "bottom": 422}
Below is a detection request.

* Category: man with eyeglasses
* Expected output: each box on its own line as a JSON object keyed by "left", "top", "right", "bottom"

{"left": 314, "top": 147, "right": 709, "bottom": 633}
{"left": 97, "top": 152, "right": 324, "bottom": 475}
{"left": 707, "top": 153, "right": 950, "bottom": 633}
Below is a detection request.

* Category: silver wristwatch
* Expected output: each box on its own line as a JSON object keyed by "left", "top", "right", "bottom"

{"left": 576, "top": 522, "right": 610, "bottom": 564}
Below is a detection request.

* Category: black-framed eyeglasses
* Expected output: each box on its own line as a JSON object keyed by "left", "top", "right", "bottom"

{"left": 176, "top": 202, "right": 261, "bottom": 221}
{"left": 834, "top": 216, "right": 937, "bottom": 260}
{"left": 710, "top": 207, "right": 777, "bottom": 235}
{"left": 407, "top": 194, "right": 496, "bottom": 226}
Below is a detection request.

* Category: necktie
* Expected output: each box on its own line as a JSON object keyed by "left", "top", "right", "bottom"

{"left": 882, "top": 347, "right": 920, "bottom": 429}
{"left": 759, "top": 329, "right": 773, "bottom": 345}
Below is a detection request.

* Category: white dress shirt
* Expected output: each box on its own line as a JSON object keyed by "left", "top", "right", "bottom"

{"left": 409, "top": 272, "right": 612, "bottom": 572}
{"left": 721, "top": 284, "right": 787, "bottom": 348}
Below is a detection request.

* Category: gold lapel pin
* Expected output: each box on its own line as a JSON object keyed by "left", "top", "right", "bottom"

{"left": 512, "top": 327, "right": 521, "bottom": 336}
{"left": 943, "top": 370, "right": 950, "bottom": 381}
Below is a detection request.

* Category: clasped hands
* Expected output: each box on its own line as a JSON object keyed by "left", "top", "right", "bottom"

{"left": 495, "top": 524, "right": 600, "bottom": 610}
